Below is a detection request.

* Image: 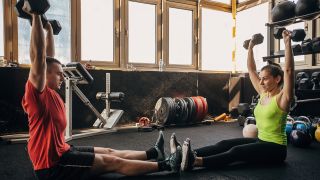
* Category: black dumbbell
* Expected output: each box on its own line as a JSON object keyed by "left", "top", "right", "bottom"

{"left": 301, "top": 39, "right": 313, "bottom": 53}
{"left": 48, "top": 20, "right": 62, "bottom": 35}
{"left": 296, "top": 72, "right": 309, "bottom": 89}
{"left": 311, "top": 72, "right": 320, "bottom": 90}
{"left": 299, "top": 78, "right": 313, "bottom": 90}
{"left": 274, "top": 28, "right": 306, "bottom": 42}
{"left": 312, "top": 37, "right": 320, "bottom": 51}
{"left": 292, "top": 44, "right": 302, "bottom": 54}
{"left": 15, "top": 0, "right": 50, "bottom": 17}
{"left": 243, "top": 33, "right": 264, "bottom": 49}
{"left": 15, "top": 0, "right": 61, "bottom": 35}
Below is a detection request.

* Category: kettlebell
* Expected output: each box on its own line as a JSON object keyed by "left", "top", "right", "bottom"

{"left": 315, "top": 123, "right": 320, "bottom": 143}
{"left": 286, "top": 116, "right": 295, "bottom": 140}
{"left": 290, "top": 121, "right": 312, "bottom": 148}
{"left": 243, "top": 117, "right": 258, "bottom": 138}
{"left": 297, "top": 116, "right": 312, "bottom": 130}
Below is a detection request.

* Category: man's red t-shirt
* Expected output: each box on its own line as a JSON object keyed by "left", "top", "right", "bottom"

{"left": 22, "top": 80, "right": 70, "bottom": 170}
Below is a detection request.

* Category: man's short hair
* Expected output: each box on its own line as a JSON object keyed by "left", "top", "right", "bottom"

{"left": 46, "top": 56, "right": 61, "bottom": 68}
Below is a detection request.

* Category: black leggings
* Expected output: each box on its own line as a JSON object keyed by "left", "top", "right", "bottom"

{"left": 194, "top": 138, "right": 287, "bottom": 168}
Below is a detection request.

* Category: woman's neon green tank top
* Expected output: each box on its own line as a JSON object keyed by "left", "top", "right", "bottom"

{"left": 254, "top": 93, "right": 288, "bottom": 145}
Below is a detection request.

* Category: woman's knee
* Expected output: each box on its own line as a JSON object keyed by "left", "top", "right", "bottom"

{"left": 216, "top": 139, "right": 231, "bottom": 146}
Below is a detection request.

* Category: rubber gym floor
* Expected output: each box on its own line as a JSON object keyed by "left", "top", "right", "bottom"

{"left": 1, "top": 122, "right": 320, "bottom": 180}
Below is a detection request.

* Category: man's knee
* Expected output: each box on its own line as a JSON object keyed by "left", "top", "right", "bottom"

{"left": 102, "top": 155, "right": 122, "bottom": 166}
{"left": 103, "top": 148, "right": 115, "bottom": 154}
{"left": 93, "top": 154, "right": 123, "bottom": 173}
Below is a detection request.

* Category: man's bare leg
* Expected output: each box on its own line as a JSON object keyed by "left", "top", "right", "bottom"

{"left": 94, "top": 147, "right": 147, "bottom": 160}
{"left": 90, "top": 154, "right": 159, "bottom": 176}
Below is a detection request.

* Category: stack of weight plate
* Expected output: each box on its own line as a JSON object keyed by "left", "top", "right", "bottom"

{"left": 154, "top": 96, "right": 208, "bottom": 126}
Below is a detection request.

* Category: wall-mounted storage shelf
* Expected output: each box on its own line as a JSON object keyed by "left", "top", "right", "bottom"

{"left": 263, "top": 10, "right": 320, "bottom": 62}
{"left": 265, "top": 10, "right": 320, "bottom": 27}
{"left": 263, "top": 49, "right": 320, "bottom": 61}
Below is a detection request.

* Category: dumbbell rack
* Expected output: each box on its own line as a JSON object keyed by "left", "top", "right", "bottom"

{"left": 263, "top": 49, "right": 320, "bottom": 61}
{"left": 263, "top": 10, "right": 320, "bottom": 61}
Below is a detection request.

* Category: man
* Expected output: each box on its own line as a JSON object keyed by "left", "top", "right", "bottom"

{"left": 22, "top": 13, "right": 181, "bottom": 180}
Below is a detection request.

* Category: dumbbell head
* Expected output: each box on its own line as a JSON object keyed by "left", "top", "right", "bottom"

{"left": 296, "top": 71, "right": 309, "bottom": 88}
{"left": 23, "top": 0, "right": 50, "bottom": 15}
{"left": 311, "top": 72, "right": 320, "bottom": 81}
{"left": 15, "top": 0, "right": 32, "bottom": 19}
{"left": 49, "top": 20, "right": 62, "bottom": 35}
{"left": 274, "top": 27, "right": 286, "bottom": 39}
{"left": 291, "top": 29, "right": 306, "bottom": 42}
{"left": 312, "top": 37, "right": 320, "bottom": 51}
{"left": 299, "top": 78, "right": 313, "bottom": 90}
{"left": 292, "top": 44, "right": 302, "bottom": 54}
{"left": 243, "top": 33, "right": 264, "bottom": 49}
{"left": 301, "top": 39, "right": 313, "bottom": 53}
{"left": 251, "top": 33, "right": 264, "bottom": 45}
{"left": 296, "top": 71, "right": 309, "bottom": 81}
{"left": 311, "top": 72, "right": 320, "bottom": 90}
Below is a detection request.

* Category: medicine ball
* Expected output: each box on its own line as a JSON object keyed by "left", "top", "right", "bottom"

{"left": 271, "top": 1, "right": 296, "bottom": 25}
{"left": 295, "top": 0, "right": 319, "bottom": 20}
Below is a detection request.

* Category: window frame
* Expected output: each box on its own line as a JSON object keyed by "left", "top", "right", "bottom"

{"left": 75, "top": 0, "right": 120, "bottom": 68}
{"left": 3, "top": 0, "right": 17, "bottom": 63}
{"left": 163, "top": 1, "right": 198, "bottom": 70}
{"left": 123, "top": 0, "right": 161, "bottom": 69}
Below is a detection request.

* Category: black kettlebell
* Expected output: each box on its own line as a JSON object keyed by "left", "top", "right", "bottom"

{"left": 290, "top": 121, "right": 312, "bottom": 148}
{"left": 295, "top": 0, "right": 319, "bottom": 20}
{"left": 271, "top": 1, "right": 296, "bottom": 26}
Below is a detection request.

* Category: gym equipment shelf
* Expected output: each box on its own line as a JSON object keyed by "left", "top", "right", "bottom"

{"left": 263, "top": 10, "right": 320, "bottom": 61}
{"left": 265, "top": 10, "right": 320, "bottom": 27}
{"left": 263, "top": 49, "right": 320, "bottom": 61}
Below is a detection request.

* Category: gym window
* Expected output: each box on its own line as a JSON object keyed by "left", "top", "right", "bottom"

{"left": 164, "top": 2, "right": 197, "bottom": 69}
{"left": 80, "top": 0, "right": 118, "bottom": 66}
{"left": 0, "top": 1, "right": 4, "bottom": 59}
{"left": 201, "top": 8, "right": 233, "bottom": 71}
{"left": 235, "top": 2, "right": 268, "bottom": 72}
{"left": 17, "top": 0, "right": 71, "bottom": 65}
{"left": 126, "top": 1, "right": 158, "bottom": 65}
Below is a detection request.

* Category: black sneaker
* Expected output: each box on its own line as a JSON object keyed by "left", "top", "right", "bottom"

{"left": 154, "top": 130, "right": 165, "bottom": 161}
{"left": 170, "top": 133, "right": 181, "bottom": 154}
{"left": 168, "top": 145, "right": 182, "bottom": 173}
{"left": 181, "top": 138, "right": 196, "bottom": 171}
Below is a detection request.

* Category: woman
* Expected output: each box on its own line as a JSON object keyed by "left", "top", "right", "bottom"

{"left": 178, "top": 30, "right": 295, "bottom": 171}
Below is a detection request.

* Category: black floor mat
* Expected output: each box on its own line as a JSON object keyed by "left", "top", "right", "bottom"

{"left": 1, "top": 122, "right": 320, "bottom": 180}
